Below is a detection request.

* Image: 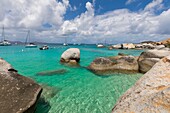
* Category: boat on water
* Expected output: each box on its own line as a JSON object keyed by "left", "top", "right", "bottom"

{"left": 25, "top": 43, "right": 37, "bottom": 48}
{"left": 97, "top": 43, "right": 105, "bottom": 48}
{"left": 63, "top": 37, "right": 68, "bottom": 46}
{"left": 25, "top": 30, "right": 37, "bottom": 48}
{"left": 63, "top": 43, "right": 68, "bottom": 46}
{"left": 0, "top": 26, "right": 11, "bottom": 46}
{"left": 39, "top": 45, "right": 49, "bottom": 50}
{"left": 97, "top": 38, "right": 107, "bottom": 48}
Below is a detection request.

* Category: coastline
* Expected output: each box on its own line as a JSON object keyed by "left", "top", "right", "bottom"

{"left": 0, "top": 41, "right": 169, "bottom": 113}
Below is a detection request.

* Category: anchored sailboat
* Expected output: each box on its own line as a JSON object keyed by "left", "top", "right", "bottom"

{"left": 63, "top": 37, "right": 68, "bottom": 46}
{"left": 0, "top": 26, "right": 11, "bottom": 46}
{"left": 25, "top": 30, "right": 37, "bottom": 48}
{"left": 97, "top": 38, "right": 106, "bottom": 48}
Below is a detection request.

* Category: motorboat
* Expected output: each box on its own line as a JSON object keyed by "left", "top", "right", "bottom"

{"left": 39, "top": 45, "right": 49, "bottom": 50}
{"left": 97, "top": 44, "right": 105, "bottom": 48}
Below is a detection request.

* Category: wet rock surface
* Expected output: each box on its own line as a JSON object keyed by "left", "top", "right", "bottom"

{"left": 0, "top": 58, "right": 42, "bottom": 113}
{"left": 36, "top": 69, "right": 68, "bottom": 76}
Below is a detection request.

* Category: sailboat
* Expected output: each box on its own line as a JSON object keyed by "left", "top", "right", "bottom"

{"left": 63, "top": 37, "right": 68, "bottom": 46}
{"left": 0, "top": 26, "right": 11, "bottom": 46}
{"left": 25, "top": 30, "right": 37, "bottom": 48}
{"left": 97, "top": 38, "right": 106, "bottom": 48}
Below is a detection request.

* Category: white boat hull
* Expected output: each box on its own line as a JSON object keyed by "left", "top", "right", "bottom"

{"left": 25, "top": 44, "right": 37, "bottom": 48}
{"left": 0, "top": 41, "right": 11, "bottom": 46}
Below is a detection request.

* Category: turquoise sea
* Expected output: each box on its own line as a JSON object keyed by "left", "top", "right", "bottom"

{"left": 0, "top": 45, "right": 143, "bottom": 113}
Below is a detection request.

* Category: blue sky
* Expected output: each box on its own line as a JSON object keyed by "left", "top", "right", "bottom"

{"left": 65, "top": 0, "right": 170, "bottom": 19}
{"left": 0, "top": 0, "right": 170, "bottom": 43}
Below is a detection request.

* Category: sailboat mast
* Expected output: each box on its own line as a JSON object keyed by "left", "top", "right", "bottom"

{"left": 1, "top": 26, "right": 5, "bottom": 41}
{"left": 65, "top": 37, "right": 67, "bottom": 44}
{"left": 25, "top": 30, "right": 30, "bottom": 45}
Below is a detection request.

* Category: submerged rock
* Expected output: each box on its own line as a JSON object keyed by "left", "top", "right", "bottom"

{"left": 60, "top": 48, "right": 80, "bottom": 65}
{"left": 36, "top": 84, "right": 61, "bottom": 113}
{"left": 0, "top": 58, "right": 42, "bottom": 113}
{"left": 138, "top": 50, "right": 170, "bottom": 73}
{"left": 118, "top": 53, "right": 129, "bottom": 56}
{"left": 36, "top": 69, "right": 67, "bottom": 76}
{"left": 88, "top": 55, "right": 139, "bottom": 75}
{"left": 112, "top": 56, "right": 170, "bottom": 113}
{"left": 40, "top": 84, "right": 61, "bottom": 101}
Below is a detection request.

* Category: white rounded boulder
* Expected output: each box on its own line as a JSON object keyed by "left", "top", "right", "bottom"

{"left": 60, "top": 48, "right": 80, "bottom": 63}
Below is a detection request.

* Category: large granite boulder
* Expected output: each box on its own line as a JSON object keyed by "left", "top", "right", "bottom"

{"left": 155, "top": 45, "right": 165, "bottom": 50}
{"left": 138, "top": 50, "right": 170, "bottom": 73}
{"left": 60, "top": 48, "right": 80, "bottom": 65}
{"left": 88, "top": 55, "right": 139, "bottom": 75}
{"left": 112, "top": 44, "right": 122, "bottom": 49}
{"left": 112, "top": 56, "right": 170, "bottom": 113}
{"left": 122, "top": 43, "right": 135, "bottom": 49}
{"left": 0, "top": 58, "right": 42, "bottom": 113}
{"left": 142, "top": 43, "right": 155, "bottom": 49}
{"left": 135, "top": 44, "right": 143, "bottom": 49}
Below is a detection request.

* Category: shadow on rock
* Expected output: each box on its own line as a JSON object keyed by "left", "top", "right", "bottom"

{"left": 36, "top": 69, "right": 68, "bottom": 76}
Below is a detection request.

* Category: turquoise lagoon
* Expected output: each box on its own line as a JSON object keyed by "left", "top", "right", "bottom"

{"left": 0, "top": 45, "right": 143, "bottom": 113}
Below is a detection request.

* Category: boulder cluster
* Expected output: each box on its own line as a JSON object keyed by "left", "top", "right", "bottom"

{"left": 88, "top": 49, "right": 170, "bottom": 74}
{"left": 112, "top": 56, "right": 170, "bottom": 113}
{"left": 108, "top": 42, "right": 169, "bottom": 50}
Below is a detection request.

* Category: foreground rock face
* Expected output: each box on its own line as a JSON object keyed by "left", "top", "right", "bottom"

{"left": 60, "top": 48, "right": 80, "bottom": 65}
{"left": 0, "top": 58, "right": 42, "bottom": 113}
{"left": 112, "top": 56, "right": 170, "bottom": 113}
{"left": 138, "top": 50, "right": 170, "bottom": 73}
{"left": 88, "top": 55, "right": 139, "bottom": 74}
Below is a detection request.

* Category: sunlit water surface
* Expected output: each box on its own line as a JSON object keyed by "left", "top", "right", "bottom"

{"left": 0, "top": 45, "right": 143, "bottom": 113}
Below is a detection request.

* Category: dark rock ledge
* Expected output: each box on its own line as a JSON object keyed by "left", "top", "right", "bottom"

{"left": 0, "top": 58, "right": 42, "bottom": 113}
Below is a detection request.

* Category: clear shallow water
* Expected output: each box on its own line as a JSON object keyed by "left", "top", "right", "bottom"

{"left": 0, "top": 45, "right": 143, "bottom": 113}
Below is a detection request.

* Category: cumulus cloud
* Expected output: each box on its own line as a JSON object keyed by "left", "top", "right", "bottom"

{"left": 144, "top": 0, "right": 164, "bottom": 12}
{"left": 126, "top": 0, "right": 137, "bottom": 5}
{"left": 0, "top": 0, "right": 170, "bottom": 43}
{"left": 59, "top": 0, "right": 170, "bottom": 43}
{"left": 0, "top": 0, "right": 69, "bottom": 29}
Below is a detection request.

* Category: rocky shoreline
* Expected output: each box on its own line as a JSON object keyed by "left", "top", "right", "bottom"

{"left": 87, "top": 47, "right": 170, "bottom": 112}
{"left": 108, "top": 39, "right": 170, "bottom": 50}
{"left": 0, "top": 58, "right": 42, "bottom": 113}
{"left": 1, "top": 41, "right": 170, "bottom": 112}
{"left": 88, "top": 49, "right": 170, "bottom": 75}
{"left": 112, "top": 55, "right": 170, "bottom": 113}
